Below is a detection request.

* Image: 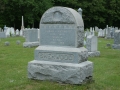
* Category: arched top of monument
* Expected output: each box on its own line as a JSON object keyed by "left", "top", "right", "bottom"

{"left": 40, "top": 6, "right": 84, "bottom": 26}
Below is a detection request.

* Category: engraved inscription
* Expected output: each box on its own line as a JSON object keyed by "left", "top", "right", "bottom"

{"left": 40, "top": 24, "right": 75, "bottom": 46}
{"left": 39, "top": 52, "right": 74, "bottom": 61}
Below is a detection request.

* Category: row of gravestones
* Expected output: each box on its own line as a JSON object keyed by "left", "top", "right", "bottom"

{"left": 23, "top": 25, "right": 118, "bottom": 41}
{"left": 0, "top": 27, "right": 23, "bottom": 38}
{"left": 22, "top": 27, "right": 100, "bottom": 57}
{"left": 85, "top": 26, "right": 120, "bottom": 50}
{"left": 84, "top": 26, "right": 119, "bottom": 38}
{"left": 4, "top": 27, "right": 23, "bottom": 37}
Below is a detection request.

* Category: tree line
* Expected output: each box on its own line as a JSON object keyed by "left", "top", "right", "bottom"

{"left": 0, "top": 0, "right": 120, "bottom": 29}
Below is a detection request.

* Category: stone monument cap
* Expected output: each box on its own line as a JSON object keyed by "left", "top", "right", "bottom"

{"left": 78, "top": 8, "right": 82, "bottom": 12}
{"left": 40, "top": 6, "right": 84, "bottom": 47}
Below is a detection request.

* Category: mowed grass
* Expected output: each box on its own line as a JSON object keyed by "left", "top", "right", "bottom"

{"left": 0, "top": 37, "right": 120, "bottom": 90}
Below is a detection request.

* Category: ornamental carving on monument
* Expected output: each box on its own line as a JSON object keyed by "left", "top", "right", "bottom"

{"left": 41, "top": 7, "right": 75, "bottom": 24}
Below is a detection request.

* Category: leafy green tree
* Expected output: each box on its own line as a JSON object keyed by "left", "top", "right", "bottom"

{"left": 105, "top": 0, "right": 120, "bottom": 27}
{"left": 0, "top": 0, "right": 120, "bottom": 29}
{"left": 0, "top": 0, "right": 53, "bottom": 29}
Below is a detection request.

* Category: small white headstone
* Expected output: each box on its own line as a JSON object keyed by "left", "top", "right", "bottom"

{"left": 6, "top": 28, "right": 10, "bottom": 37}
{"left": 10, "top": 27, "right": 15, "bottom": 36}
{"left": 20, "top": 30, "right": 23, "bottom": 36}
{"left": 16, "top": 29, "right": 19, "bottom": 36}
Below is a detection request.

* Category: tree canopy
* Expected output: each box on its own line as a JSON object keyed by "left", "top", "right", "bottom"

{"left": 0, "top": 0, "right": 120, "bottom": 29}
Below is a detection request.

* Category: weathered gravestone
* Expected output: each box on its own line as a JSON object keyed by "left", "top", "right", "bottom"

{"left": 0, "top": 32, "right": 6, "bottom": 38}
{"left": 98, "top": 29, "right": 105, "bottom": 37}
{"left": 20, "top": 30, "right": 23, "bottom": 36}
{"left": 23, "top": 29, "right": 39, "bottom": 47}
{"left": 86, "top": 35, "right": 100, "bottom": 57}
{"left": 10, "top": 27, "right": 15, "bottom": 36}
{"left": 28, "top": 6, "right": 93, "bottom": 84}
{"left": 16, "top": 29, "right": 19, "bottom": 36}
{"left": 105, "top": 27, "right": 111, "bottom": 39}
{"left": 112, "top": 30, "right": 120, "bottom": 49}
{"left": 95, "top": 26, "right": 99, "bottom": 32}
{"left": 86, "top": 30, "right": 91, "bottom": 37}
{"left": 5, "top": 28, "right": 10, "bottom": 37}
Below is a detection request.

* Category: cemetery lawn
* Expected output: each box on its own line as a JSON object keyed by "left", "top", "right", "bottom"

{"left": 0, "top": 37, "right": 120, "bottom": 90}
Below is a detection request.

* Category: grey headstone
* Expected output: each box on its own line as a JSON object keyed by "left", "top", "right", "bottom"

{"left": 20, "top": 30, "right": 23, "bottom": 36}
{"left": 23, "top": 29, "right": 39, "bottom": 47}
{"left": 16, "top": 29, "right": 19, "bottom": 36}
{"left": 114, "top": 30, "right": 120, "bottom": 44}
{"left": 86, "top": 35, "right": 100, "bottom": 57}
{"left": 86, "top": 30, "right": 91, "bottom": 37}
{"left": 25, "top": 29, "right": 38, "bottom": 42}
{"left": 40, "top": 7, "right": 84, "bottom": 47}
{"left": 112, "top": 30, "right": 120, "bottom": 49}
{"left": 28, "top": 6, "right": 93, "bottom": 84}
{"left": 10, "top": 27, "right": 15, "bottom": 36}
{"left": 86, "top": 35, "right": 97, "bottom": 52}
{"left": 95, "top": 26, "right": 99, "bottom": 32}
{"left": 98, "top": 29, "right": 104, "bottom": 37}
{"left": 0, "top": 32, "right": 6, "bottom": 38}
{"left": 5, "top": 28, "right": 10, "bottom": 37}
{"left": 106, "top": 27, "right": 111, "bottom": 39}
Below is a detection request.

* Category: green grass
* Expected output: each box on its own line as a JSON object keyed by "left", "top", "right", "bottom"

{"left": 0, "top": 37, "right": 120, "bottom": 90}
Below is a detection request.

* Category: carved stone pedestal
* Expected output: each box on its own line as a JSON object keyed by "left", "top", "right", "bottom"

{"left": 28, "top": 60, "right": 93, "bottom": 84}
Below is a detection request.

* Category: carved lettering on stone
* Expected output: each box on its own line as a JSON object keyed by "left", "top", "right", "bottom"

{"left": 39, "top": 52, "right": 74, "bottom": 61}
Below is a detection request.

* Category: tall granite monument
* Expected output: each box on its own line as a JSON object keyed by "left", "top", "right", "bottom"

{"left": 28, "top": 6, "right": 93, "bottom": 84}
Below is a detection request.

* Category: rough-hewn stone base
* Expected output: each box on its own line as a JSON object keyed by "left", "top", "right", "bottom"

{"left": 88, "top": 51, "right": 100, "bottom": 57}
{"left": 28, "top": 60, "right": 93, "bottom": 84}
{"left": 112, "top": 44, "right": 120, "bottom": 49}
{"left": 23, "top": 42, "right": 39, "bottom": 48}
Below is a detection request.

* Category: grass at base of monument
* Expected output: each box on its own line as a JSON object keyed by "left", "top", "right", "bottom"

{"left": 0, "top": 37, "right": 120, "bottom": 90}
